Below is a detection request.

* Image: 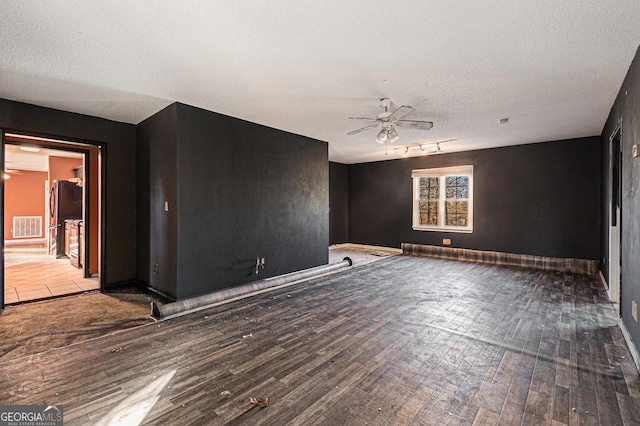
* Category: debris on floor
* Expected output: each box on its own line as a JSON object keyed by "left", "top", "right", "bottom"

{"left": 243, "top": 333, "right": 253, "bottom": 339}
{"left": 220, "top": 390, "right": 232, "bottom": 398}
{"left": 111, "top": 347, "right": 125, "bottom": 353}
{"left": 0, "top": 287, "right": 161, "bottom": 362}
{"left": 250, "top": 397, "right": 269, "bottom": 407}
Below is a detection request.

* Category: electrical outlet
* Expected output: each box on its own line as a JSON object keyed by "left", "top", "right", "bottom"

{"left": 164, "top": 201, "right": 169, "bottom": 212}
{"left": 633, "top": 144, "right": 639, "bottom": 158}
{"left": 443, "top": 239, "right": 451, "bottom": 246}
{"left": 255, "top": 257, "right": 265, "bottom": 275}
{"left": 633, "top": 300, "right": 638, "bottom": 322}
{"left": 153, "top": 263, "right": 159, "bottom": 275}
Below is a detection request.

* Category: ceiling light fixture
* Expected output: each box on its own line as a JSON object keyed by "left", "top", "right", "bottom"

{"left": 375, "top": 129, "right": 388, "bottom": 143}
{"left": 387, "top": 126, "right": 399, "bottom": 143}
{"left": 417, "top": 142, "right": 444, "bottom": 155}
{"left": 498, "top": 117, "right": 509, "bottom": 124}
{"left": 396, "top": 139, "right": 454, "bottom": 156}
{"left": 19, "top": 146, "right": 41, "bottom": 152}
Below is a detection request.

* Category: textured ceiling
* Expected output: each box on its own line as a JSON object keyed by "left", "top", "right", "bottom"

{"left": 1, "top": 1, "right": 639, "bottom": 163}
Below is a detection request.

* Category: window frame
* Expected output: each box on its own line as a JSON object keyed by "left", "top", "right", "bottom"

{"left": 412, "top": 165, "right": 474, "bottom": 233}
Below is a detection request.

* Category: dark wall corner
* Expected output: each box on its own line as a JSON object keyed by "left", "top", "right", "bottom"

{"left": 137, "top": 102, "right": 329, "bottom": 300}
{"left": 136, "top": 103, "right": 179, "bottom": 298}
{"left": 329, "top": 161, "right": 349, "bottom": 245}
{"left": 601, "top": 44, "right": 640, "bottom": 363}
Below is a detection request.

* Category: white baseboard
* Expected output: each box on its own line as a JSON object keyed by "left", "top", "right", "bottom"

{"left": 619, "top": 318, "right": 640, "bottom": 375}
{"left": 599, "top": 270, "right": 608, "bottom": 289}
{"left": 598, "top": 270, "right": 621, "bottom": 311}
{"left": 330, "top": 243, "right": 402, "bottom": 254}
{"left": 5, "top": 237, "right": 46, "bottom": 246}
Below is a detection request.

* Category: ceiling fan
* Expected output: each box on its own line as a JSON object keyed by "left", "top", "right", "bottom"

{"left": 347, "top": 98, "right": 433, "bottom": 143}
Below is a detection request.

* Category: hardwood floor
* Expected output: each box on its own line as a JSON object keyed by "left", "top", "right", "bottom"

{"left": 1, "top": 256, "right": 639, "bottom": 425}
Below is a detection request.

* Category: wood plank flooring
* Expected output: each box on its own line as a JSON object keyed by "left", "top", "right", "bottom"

{"left": 1, "top": 256, "right": 639, "bottom": 425}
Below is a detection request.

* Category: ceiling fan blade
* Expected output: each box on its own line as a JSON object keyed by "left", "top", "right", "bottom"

{"left": 348, "top": 116, "right": 378, "bottom": 122}
{"left": 397, "top": 120, "right": 434, "bottom": 130}
{"left": 347, "top": 123, "right": 379, "bottom": 135}
{"left": 386, "top": 105, "right": 414, "bottom": 122}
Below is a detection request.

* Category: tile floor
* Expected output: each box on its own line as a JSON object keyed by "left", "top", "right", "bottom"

{"left": 4, "top": 250, "right": 98, "bottom": 304}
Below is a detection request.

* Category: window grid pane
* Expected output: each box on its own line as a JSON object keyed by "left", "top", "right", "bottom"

{"left": 419, "top": 177, "right": 440, "bottom": 225}
{"left": 419, "top": 200, "right": 439, "bottom": 225}
{"left": 445, "top": 201, "right": 468, "bottom": 226}
{"left": 445, "top": 176, "right": 469, "bottom": 199}
{"left": 445, "top": 176, "right": 469, "bottom": 227}
{"left": 419, "top": 177, "right": 439, "bottom": 200}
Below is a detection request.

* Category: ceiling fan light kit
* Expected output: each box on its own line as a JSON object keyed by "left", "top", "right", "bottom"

{"left": 348, "top": 98, "right": 433, "bottom": 144}
{"left": 387, "top": 126, "right": 399, "bottom": 143}
{"left": 375, "top": 122, "right": 400, "bottom": 144}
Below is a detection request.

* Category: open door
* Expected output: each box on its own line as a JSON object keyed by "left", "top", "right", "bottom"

{"left": 609, "top": 122, "right": 622, "bottom": 312}
{"left": 2, "top": 133, "right": 101, "bottom": 305}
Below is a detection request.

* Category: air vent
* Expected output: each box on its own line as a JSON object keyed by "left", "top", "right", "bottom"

{"left": 13, "top": 216, "right": 42, "bottom": 238}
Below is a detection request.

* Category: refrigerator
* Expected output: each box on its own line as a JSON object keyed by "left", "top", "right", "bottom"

{"left": 49, "top": 180, "right": 83, "bottom": 258}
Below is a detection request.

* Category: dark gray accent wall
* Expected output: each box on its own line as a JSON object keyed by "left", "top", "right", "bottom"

{"left": 601, "top": 45, "right": 640, "bottom": 355}
{"left": 348, "top": 137, "right": 601, "bottom": 260}
{"left": 329, "top": 162, "right": 349, "bottom": 245}
{"left": 137, "top": 104, "right": 178, "bottom": 299}
{"left": 137, "top": 103, "right": 329, "bottom": 300}
{"left": 0, "top": 98, "right": 137, "bottom": 288}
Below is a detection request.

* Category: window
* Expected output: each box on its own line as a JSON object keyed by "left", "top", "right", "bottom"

{"left": 412, "top": 165, "right": 473, "bottom": 232}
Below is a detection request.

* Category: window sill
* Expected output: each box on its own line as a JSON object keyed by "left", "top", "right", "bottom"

{"left": 412, "top": 226, "right": 473, "bottom": 234}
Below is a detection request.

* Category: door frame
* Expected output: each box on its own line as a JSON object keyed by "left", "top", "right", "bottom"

{"left": 608, "top": 119, "right": 622, "bottom": 313}
{"left": 1, "top": 131, "right": 104, "bottom": 309}
{"left": 0, "top": 129, "right": 5, "bottom": 309}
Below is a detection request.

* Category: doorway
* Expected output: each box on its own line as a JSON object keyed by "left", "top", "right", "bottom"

{"left": 609, "top": 122, "right": 622, "bottom": 312}
{"left": 2, "top": 133, "right": 101, "bottom": 304}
